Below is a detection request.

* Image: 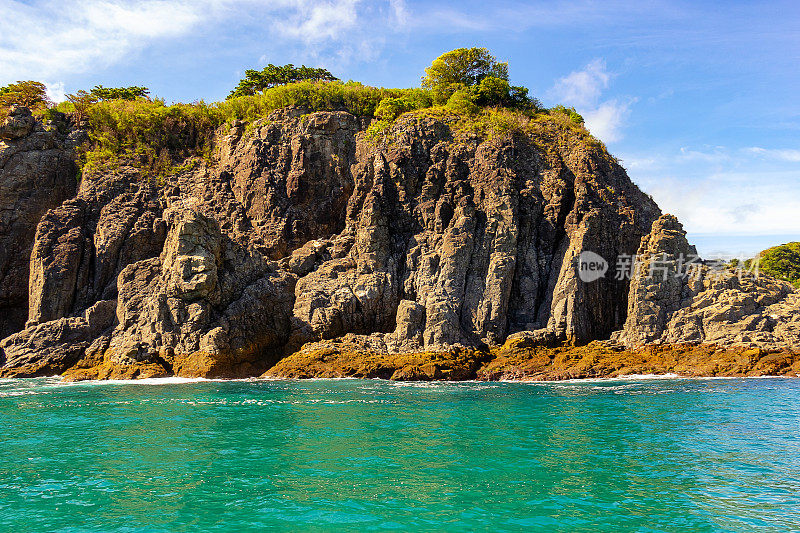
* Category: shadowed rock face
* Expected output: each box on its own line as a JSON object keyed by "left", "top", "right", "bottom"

{"left": 0, "top": 107, "right": 77, "bottom": 337}
{"left": 2, "top": 107, "right": 666, "bottom": 378}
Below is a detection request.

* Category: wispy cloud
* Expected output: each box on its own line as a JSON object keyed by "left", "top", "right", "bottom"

{"left": 550, "top": 58, "right": 610, "bottom": 108}
{"left": 272, "top": 0, "right": 362, "bottom": 44}
{"left": 0, "top": 0, "right": 406, "bottom": 88}
{"left": 744, "top": 147, "right": 800, "bottom": 162}
{"left": 582, "top": 98, "right": 635, "bottom": 143}
{"left": 44, "top": 81, "right": 67, "bottom": 103}
{"left": 0, "top": 0, "right": 202, "bottom": 83}
{"left": 620, "top": 145, "right": 800, "bottom": 237}
{"left": 548, "top": 59, "right": 634, "bottom": 144}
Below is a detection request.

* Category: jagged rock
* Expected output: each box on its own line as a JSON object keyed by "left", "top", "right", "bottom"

{"left": 0, "top": 106, "right": 35, "bottom": 140}
{"left": 0, "top": 299, "right": 116, "bottom": 377}
{"left": 87, "top": 208, "right": 295, "bottom": 378}
{"left": 612, "top": 214, "right": 800, "bottom": 350}
{"left": 0, "top": 107, "right": 77, "bottom": 337}
{"left": 2, "top": 109, "right": 664, "bottom": 378}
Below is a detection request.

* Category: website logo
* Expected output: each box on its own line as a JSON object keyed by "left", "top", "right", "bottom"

{"left": 577, "top": 251, "right": 608, "bottom": 282}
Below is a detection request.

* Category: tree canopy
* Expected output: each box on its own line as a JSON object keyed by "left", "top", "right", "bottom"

{"left": 419, "top": 47, "right": 539, "bottom": 111}
{"left": 228, "top": 64, "right": 338, "bottom": 99}
{"left": 90, "top": 85, "right": 150, "bottom": 100}
{"left": 0, "top": 80, "right": 51, "bottom": 110}
{"left": 422, "top": 48, "right": 508, "bottom": 97}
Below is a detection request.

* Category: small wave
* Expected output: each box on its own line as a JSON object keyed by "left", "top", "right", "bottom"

{"left": 522, "top": 373, "right": 684, "bottom": 384}
{"left": 65, "top": 376, "right": 255, "bottom": 386}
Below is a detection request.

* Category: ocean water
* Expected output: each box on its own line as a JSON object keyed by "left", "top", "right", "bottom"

{"left": 1, "top": 377, "right": 799, "bottom": 532}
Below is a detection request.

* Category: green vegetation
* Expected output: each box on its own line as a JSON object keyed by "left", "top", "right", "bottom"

{"left": 90, "top": 85, "right": 150, "bottom": 101}
{"left": 228, "top": 64, "right": 338, "bottom": 99}
{"left": 550, "top": 105, "right": 584, "bottom": 125}
{"left": 74, "top": 99, "right": 219, "bottom": 178}
{"left": 753, "top": 243, "right": 800, "bottom": 287}
{"left": 421, "top": 47, "right": 540, "bottom": 112}
{"left": 0, "top": 80, "right": 52, "bottom": 120}
{"left": 12, "top": 48, "right": 603, "bottom": 179}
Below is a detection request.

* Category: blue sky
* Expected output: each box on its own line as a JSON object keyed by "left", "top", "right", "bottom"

{"left": 2, "top": 0, "right": 798, "bottom": 257}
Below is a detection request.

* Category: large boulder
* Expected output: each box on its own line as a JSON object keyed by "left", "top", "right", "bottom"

{"left": 612, "top": 214, "right": 800, "bottom": 350}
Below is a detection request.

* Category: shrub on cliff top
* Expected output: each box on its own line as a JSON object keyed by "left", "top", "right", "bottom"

{"left": 78, "top": 98, "right": 219, "bottom": 177}
{"left": 217, "top": 80, "right": 431, "bottom": 122}
{"left": 53, "top": 47, "right": 600, "bottom": 177}
{"left": 753, "top": 242, "right": 800, "bottom": 287}
{"left": 228, "top": 64, "right": 338, "bottom": 99}
{"left": 550, "top": 105, "right": 584, "bottom": 125}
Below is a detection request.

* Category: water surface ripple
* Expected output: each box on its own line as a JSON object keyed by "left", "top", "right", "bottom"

{"left": 1, "top": 377, "right": 799, "bottom": 531}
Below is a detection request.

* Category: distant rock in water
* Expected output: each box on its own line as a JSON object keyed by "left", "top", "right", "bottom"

{"left": 0, "top": 106, "right": 797, "bottom": 380}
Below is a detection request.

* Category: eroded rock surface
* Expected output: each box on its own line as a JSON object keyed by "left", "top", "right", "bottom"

{"left": 0, "top": 107, "right": 77, "bottom": 337}
{"left": 7, "top": 107, "right": 795, "bottom": 380}
{"left": 612, "top": 214, "right": 800, "bottom": 350}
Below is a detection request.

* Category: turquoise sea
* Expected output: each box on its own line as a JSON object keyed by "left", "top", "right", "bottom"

{"left": 1, "top": 377, "right": 799, "bottom": 532}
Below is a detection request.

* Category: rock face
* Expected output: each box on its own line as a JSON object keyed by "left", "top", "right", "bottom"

{"left": 6, "top": 106, "right": 797, "bottom": 380}
{"left": 0, "top": 108, "right": 663, "bottom": 378}
{"left": 612, "top": 214, "right": 800, "bottom": 350}
{"left": 0, "top": 107, "right": 77, "bottom": 337}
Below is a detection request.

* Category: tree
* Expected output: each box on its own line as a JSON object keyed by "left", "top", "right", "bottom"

{"left": 422, "top": 47, "right": 509, "bottom": 103}
{"left": 65, "top": 90, "right": 99, "bottom": 123}
{"left": 0, "top": 80, "right": 52, "bottom": 110}
{"left": 228, "top": 64, "right": 338, "bottom": 99}
{"left": 90, "top": 85, "right": 150, "bottom": 100}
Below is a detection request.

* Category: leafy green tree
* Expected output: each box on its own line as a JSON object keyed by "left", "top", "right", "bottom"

{"left": 228, "top": 64, "right": 338, "bottom": 99}
{"left": 754, "top": 242, "right": 800, "bottom": 287}
{"left": 65, "top": 90, "right": 99, "bottom": 122}
{"left": 90, "top": 85, "right": 150, "bottom": 100}
{"left": 445, "top": 88, "right": 480, "bottom": 114}
{"left": 0, "top": 80, "right": 52, "bottom": 110}
{"left": 422, "top": 48, "right": 509, "bottom": 103}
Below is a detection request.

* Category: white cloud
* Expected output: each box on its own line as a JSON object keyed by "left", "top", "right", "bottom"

{"left": 272, "top": 0, "right": 361, "bottom": 44}
{"left": 0, "top": 0, "right": 405, "bottom": 85}
{"left": 744, "top": 147, "right": 800, "bottom": 162}
{"left": 45, "top": 81, "right": 67, "bottom": 103}
{"left": 548, "top": 59, "right": 634, "bottom": 144}
{"left": 582, "top": 98, "right": 634, "bottom": 143}
{"left": 620, "top": 146, "right": 800, "bottom": 239}
{"left": 0, "top": 0, "right": 203, "bottom": 83}
{"left": 550, "top": 58, "right": 610, "bottom": 108}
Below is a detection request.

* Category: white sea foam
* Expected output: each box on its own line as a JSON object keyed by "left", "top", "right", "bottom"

{"left": 65, "top": 376, "right": 255, "bottom": 386}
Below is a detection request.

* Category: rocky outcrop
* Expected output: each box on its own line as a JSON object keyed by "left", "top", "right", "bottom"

{"left": 612, "top": 214, "right": 800, "bottom": 350}
{"left": 5, "top": 105, "right": 797, "bottom": 381}
{"left": 0, "top": 107, "right": 77, "bottom": 337}
{"left": 0, "top": 108, "right": 661, "bottom": 378}
{"left": 0, "top": 299, "right": 116, "bottom": 377}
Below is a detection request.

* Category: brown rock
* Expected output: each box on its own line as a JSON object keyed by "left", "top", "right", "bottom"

{"left": 613, "top": 214, "right": 800, "bottom": 350}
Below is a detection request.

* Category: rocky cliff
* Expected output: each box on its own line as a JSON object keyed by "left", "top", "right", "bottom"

{"left": 0, "top": 106, "right": 797, "bottom": 380}
{"left": 0, "top": 106, "right": 77, "bottom": 337}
